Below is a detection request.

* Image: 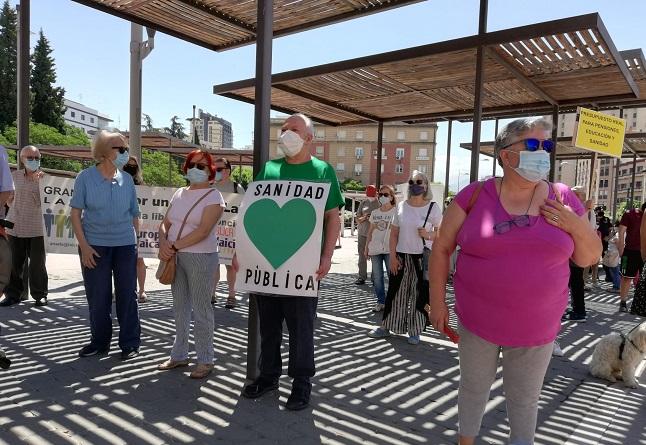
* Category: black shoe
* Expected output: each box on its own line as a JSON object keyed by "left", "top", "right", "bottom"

{"left": 79, "top": 344, "right": 109, "bottom": 357}
{"left": 0, "top": 297, "right": 19, "bottom": 307}
{"left": 0, "top": 351, "right": 10, "bottom": 369}
{"left": 285, "top": 383, "right": 311, "bottom": 411}
{"left": 565, "top": 312, "right": 587, "bottom": 322}
{"left": 620, "top": 301, "right": 628, "bottom": 312}
{"left": 34, "top": 298, "right": 48, "bottom": 307}
{"left": 242, "top": 378, "right": 279, "bottom": 399}
{"left": 121, "top": 347, "right": 139, "bottom": 360}
{"left": 354, "top": 278, "right": 366, "bottom": 285}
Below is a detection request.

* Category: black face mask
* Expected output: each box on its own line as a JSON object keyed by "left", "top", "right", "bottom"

{"left": 123, "top": 164, "right": 138, "bottom": 177}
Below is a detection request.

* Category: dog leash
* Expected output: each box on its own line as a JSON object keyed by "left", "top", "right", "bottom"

{"left": 618, "top": 322, "right": 645, "bottom": 360}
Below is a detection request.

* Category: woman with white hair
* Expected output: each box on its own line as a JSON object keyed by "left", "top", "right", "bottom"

{"left": 70, "top": 130, "right": 141, "bottom": 360}
{"left": 428, "top": 117, "right": 601, "bottom": 445}
{"left": 368, "top": 170, "right": 442, "bottom": 344}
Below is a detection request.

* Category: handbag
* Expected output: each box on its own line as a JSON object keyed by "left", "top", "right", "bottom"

{"left": 421, "top": 202, "right": 435, "bottom": 281}
{"left": 156, "top": 189, "right": 216, "bottom": 285}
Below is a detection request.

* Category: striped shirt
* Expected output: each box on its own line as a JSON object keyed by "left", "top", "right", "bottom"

{"left": 70, "top": 166, "right": 140, "bottom": 246}
{"left": 6, "top": 170, "right": 44, "bottom": 238}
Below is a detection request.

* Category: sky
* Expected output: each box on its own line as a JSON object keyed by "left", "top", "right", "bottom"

{"left": 8, "top": 0, "right": 646, "bottom": 190}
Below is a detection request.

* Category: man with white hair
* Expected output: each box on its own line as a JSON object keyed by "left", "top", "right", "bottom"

{"left": 1, "top": 146, "right": 48, "bottom": 307}
{"left": 239, "top": 113, "right": 345, "bottom": 411}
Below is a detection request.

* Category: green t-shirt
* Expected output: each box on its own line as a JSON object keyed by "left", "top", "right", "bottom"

{"left": 255, "top": 157, "right": 345, "bottom": 211}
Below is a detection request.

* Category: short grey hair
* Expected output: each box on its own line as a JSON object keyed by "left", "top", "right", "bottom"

{"left": 19, "top": 145, "right": 39, "bottom": 158}
{"left": 494, "top": 117, "right": 552, "bottom": 166}
{"left": 407, "top": 169, "right": 433, "bottom": 200}
{"left": 290, "top": 113, "right": 315, "bottom": 137}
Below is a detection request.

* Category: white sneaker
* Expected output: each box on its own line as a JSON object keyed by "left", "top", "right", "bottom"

{"left": 552, "top": 341, "right": 564, "bottom": 357}
{"left": 372, "top": 303, "right": 385, "bottom": 312}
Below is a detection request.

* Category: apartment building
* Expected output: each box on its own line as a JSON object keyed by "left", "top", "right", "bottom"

{"left": 63, "top": 99, "right": 113, "bottom": 135}
{"left": 188, "top": 109, "right": 233, "bottom": 150}
{"left": 269, "top": 117, "right": 438, "bottom": 186}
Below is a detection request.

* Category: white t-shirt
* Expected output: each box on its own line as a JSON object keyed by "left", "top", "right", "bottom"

{"left": 167, "top": 187, "right": 225, "bottom": 253}
{"left": 367, "top": 207, "right": 396, "bottom": 255}
{"left": 393, "top": 200, "right": 442, "bottom": 254}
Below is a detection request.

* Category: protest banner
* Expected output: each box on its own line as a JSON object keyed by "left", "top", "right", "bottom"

{"left": 573, "top": 107, "right": 627, "bottom": 158}
{"left": 235, "top": 180, "right": 330, "bottom": 297}
{"left": 40, "top": 176, "right": 241, "bottom": 259}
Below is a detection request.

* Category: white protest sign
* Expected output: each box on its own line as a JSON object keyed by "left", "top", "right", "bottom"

{"left": 235, "top": 180, "right": 330, "bottom": 297}
{"left": 216, "top": 193, "right": 243, "bottom": 265}
{"left": 41, "top": 176, "right": 77, "bottom": 254}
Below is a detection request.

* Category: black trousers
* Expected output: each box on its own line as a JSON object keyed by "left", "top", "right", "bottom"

{"left": 568, "top": 262, "right": 585, "bottom": 315}
{"left": 5, "top": 236, "right": 48, "bottom": 302}
{"left": 256, "top": 295, "right": 318, "bottom": 385}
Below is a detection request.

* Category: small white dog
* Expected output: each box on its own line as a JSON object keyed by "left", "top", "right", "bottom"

{"left": 589, "top": 322, "right": 646, "bottom": 388}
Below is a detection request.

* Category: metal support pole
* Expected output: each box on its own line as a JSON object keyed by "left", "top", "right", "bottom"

{"left": 493, "top": 119, "right": 498, "bottom": 177}
{"left": 168, "top": 152, "right": 172, "bottom": 186}
{"left": 469, "top": 0, "right": 488, "bottom": 183}
{"left": 612, "top": 108, "right": 623, "bottom": 220}
{"left": 376, "top": 121, "right": 384, "bottom": 188}
{"left": 588, "top": 152, "right": 597, "bottom": 202}
{"left": 430, "top": 128, "right": 436, "bottom": 183}
{"left": 443, "top": 120, "right": 453, "bottom": 203}
{"left": 129, "top": 24, "right": 154, "bottom": 163}
{"left": 247, "top": 0, "right": 274, "bottom": 382}
{"left": 630, "top": 153, "right": 637, "bottom": 208}
{"left": 549, "top": 106, "right": 559, "bottom": 182}
{"left": 17, "top": 1, "right": 30, "bottom": 153}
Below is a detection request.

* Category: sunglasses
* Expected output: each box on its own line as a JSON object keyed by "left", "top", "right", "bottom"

{"left": 215, "top": 167, "right": 229, "bottom": 172}
{"left": 188, "top": 162, "right": 208, "bottom": 170}
{"left": 378, "top": 193, "right": 391, "bottom": 198}
{"left": 501, "top": 138, "right": 554, "bottom": 153}
{"left": 112, "top": 146, "right": 128, "bottom": 154}
{"left": 25, "top": 156, "right": 41, "bottom": 161}
{"left": 493, "top": 215, "right": 530, "bottom": 235}
{"left": 408, "top": 179, "right": 424, "bottom": 185}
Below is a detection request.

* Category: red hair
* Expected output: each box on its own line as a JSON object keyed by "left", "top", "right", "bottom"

{"left": 183, "top": 150, "right": 216, "bottom": 181}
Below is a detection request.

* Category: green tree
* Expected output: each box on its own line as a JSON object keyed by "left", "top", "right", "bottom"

{"left": 142, "top": 113, "right": 154, "bottom": 132}
{"left": 141, "top": 148, "right": 186, "bottom": 187}
{"left": 231, "top": 165, "right": 252, "bottom": 189}
{"left": 164, "top": 116, "right": 186, "bottom": 140}
{"left": 0, "top": 1, "right": 17, "bottom": 131}
{"left": 31, "top": 29, "right": 66, "bottom": 132}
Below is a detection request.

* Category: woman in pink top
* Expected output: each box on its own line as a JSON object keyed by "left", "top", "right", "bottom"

{"left": 429, "top": 118, "right": 601, "bottom": 445}
{"left": 157, "top": 150, "right": 225, "bottom": 379}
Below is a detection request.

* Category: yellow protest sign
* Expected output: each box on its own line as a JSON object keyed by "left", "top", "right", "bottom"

{"left": 573, "top": 107, "right": 626, "bottom": 158}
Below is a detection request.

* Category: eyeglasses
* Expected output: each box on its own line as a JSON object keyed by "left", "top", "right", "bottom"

{"left": 408, "top": 179, "right": 424, "bottom": 185}
{"left": 501, "top": 138, "right": 554, "bottom": 153}
{"left": 187, "top": 162, "right": 208, "bottom": 170}
{"left": 112, "top": 146, "right": 128, "bottom": 154}
{"left": 493, "top": 215, "right": 530, "bottom": 235}
{"left": 378, "top": 193, "right": 391, "bottom": 198}
{"left": 24, "top": 156, "right": 41, "bottom": 161}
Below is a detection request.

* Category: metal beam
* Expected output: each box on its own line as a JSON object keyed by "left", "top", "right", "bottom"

{"left": 486, "top": 48, "right": 558, "bottom": 106}
{"left": 443, "top": 120, "right": 453, "bottom": 205}
{"left": 493, "top": 119, "right": 498, "bottom": 177}
{"left": 17, "top": 1, "right": 30, "bottom": 153}
{"left": 177, "top": 0, "right": 256, "bottom": 33}
{"left": 376, "top": 121, "right": 384, "bottom": 188}
{"left": 630, "top": 153, "right": 638, "bottom": 208}
{"left": 469, "top": 0, "right": 488, "bottom": 184}
{"left": 595, "top": 15, "right": 640, "bottom": 99}
{"left": 549, "top": 106, "right": 558, "bottom": 182}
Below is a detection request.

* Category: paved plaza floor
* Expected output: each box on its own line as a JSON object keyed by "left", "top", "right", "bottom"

{"left": 0, "top": 234, "right": 645, "bottom": 445}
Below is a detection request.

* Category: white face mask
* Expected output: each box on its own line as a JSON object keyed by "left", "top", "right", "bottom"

{"left": 514, "top": 150, "right": 550, "bottom": 182}
{"left": 278, "top": 130, "right": 304, "bottom": 157}
{"left": 379, "top": 196, "right": 390, "bottom": 206}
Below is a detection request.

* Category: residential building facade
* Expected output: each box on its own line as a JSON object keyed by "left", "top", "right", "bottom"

{"left": 269, "top": 117, "right": 438, "bottom": 187}
{"left": 188, "top": 109, "right": 233, "bottom": 149}
{"left": 63, "top": 99, "right": 113, "bottom": 135}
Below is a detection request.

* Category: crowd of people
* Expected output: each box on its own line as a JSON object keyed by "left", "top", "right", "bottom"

{"left": 0, "top": 114, "right": 644, "bottom": 437}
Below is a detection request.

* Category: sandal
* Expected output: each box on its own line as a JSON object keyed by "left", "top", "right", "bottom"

{"left": 189, "top": 363, "right": 213, "bottom": 379}
{"left": 225, "top": 296, "right": 237, "bottom": 309}
{"left": 157, "top": 359, "right": 189, "bottom": 370}
{"left": 138, "top": 292, "right": 147, "bottom": 303}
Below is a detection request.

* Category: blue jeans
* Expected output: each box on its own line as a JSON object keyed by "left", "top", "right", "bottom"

{"left": 80, "top": 245, "right": 141, "bottom": 351}
{"left": 608, "top": 265, "right": 621, "bottom": 289}
{"left": 371, "top": 254, "right": 389, "bottom": 304}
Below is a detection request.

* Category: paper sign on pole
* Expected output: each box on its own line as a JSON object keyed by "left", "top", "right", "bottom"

{"left": 573, "top": 107, "right": 627, "bottom": 158}
{"left": 235, "top": 180, "right": 330, "bottom": 297}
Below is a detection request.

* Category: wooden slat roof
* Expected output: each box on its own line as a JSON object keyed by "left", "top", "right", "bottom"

{"left": 214, "top": 13, "right": 644, "bottom": 126}
{"left": 71, "top": 0, "right": 424, "bottom": 51}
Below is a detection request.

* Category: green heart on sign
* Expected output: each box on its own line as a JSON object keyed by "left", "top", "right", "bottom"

{"left": 244, "top": 198, "right": 316, "bottom": 269}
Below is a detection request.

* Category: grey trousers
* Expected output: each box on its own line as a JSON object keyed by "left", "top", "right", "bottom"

{"left": 458, "top": 323, "right": 553, "bottom": 444}
{"left": 170, "top": 252, "right": 218, "bottom": 365}
{"left": 357, "top": 235, "right": 368, "bottom": 280}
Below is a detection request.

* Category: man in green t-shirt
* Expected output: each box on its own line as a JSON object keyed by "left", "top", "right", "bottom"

{"left": 239, "top": 113, "right": 344, "bottom": 411}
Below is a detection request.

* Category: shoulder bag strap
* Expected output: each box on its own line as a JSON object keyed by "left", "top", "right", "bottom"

{"left": 176, "top": 189, "right": 216, "bottom": 240}
{"left": 422, "top": 202, "right": 435, "bottom": 247}
{"left": 465, "top": 181, "right": 485, "bottom": 215}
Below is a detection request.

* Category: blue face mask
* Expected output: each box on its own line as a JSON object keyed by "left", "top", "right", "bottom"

{"left": 409, "top": 184, "right": 426, "bottom": 196}
{"left": 186, "top": 167, "right": 209, "bottom": 184}
{"left": 515, "top": 150, "right": 550, "bottom": 182}
{"left": 113, "top": 150, "right": 129, "bottom": 170}
{"left": 24, "top": 159, "right": 40, "bottom": 172}
{"left": 214, "top": 171, "right": 223, "bottom": 182}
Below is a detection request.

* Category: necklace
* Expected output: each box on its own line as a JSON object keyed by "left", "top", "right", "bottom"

{"left": 493, "top": 177, "right": 539, "bottom": 235}
{"left": 498, "top": 177, "right": 538, "bottom": 216}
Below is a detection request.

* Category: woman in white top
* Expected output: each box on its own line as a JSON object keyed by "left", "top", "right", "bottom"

{"left": 364, "top": 185, "right": 397, "bottom": 312}
{"left": 368, "top": 171, "right": 442, "bottom": 344}
{"left": 157, "top": 150, "right": 224, "bottom": 379}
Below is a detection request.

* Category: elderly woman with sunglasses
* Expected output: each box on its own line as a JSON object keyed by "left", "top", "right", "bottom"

{"left": 70, "top": 130, "right": 142, "bottom": 360}
{"left": 368, "top": 171, "right": 442, "bottom": 344}
{"left": 428, "top": 118, "right": 601, "bottom": 445}
{"left": 157, "top": 150, "right": 224, "bottom": 379}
